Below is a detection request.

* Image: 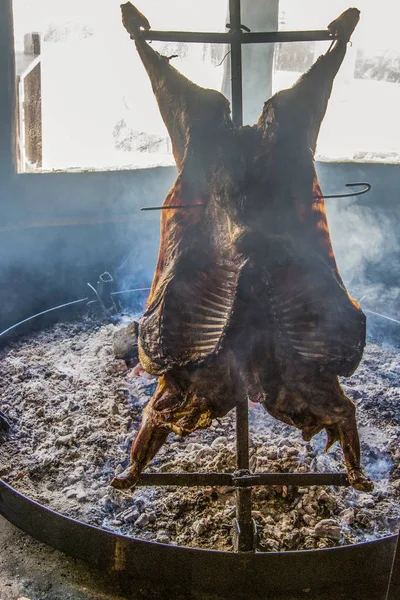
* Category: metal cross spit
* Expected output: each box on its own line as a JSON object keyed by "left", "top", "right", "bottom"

{"left": 136, "top": 0, "right": 349, "bottom": 553}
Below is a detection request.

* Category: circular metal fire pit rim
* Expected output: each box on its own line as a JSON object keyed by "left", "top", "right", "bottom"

{"left": 0, "top": 476, "right": 396, "bottom": 558}
{"left": 0, "top": 297, "right": 399, "bottom": 597}
{"left": 0, "top": 476, "right": 398, "bottom": 600}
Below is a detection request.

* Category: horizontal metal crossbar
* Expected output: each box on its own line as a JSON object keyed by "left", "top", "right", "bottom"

{"left": 137, "top": 471, "right": 349, "bottom": 488}
{"left": 142, "top": 29, "right": 332, "bottom": 45}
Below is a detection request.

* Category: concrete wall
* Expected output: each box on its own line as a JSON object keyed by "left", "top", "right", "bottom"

{"left": 0, "top": 166, "right": 176, "bottom": 330}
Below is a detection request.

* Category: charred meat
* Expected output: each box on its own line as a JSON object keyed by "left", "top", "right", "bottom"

{"left": 111, "top": 5, "right": 372, "bottom": 493}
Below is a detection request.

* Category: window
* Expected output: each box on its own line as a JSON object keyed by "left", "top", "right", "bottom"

{"left": 275, "top": 1, "right": 400, "bottom": 162}
{"left": 13, "top": 0, "right": 400, "bottom": 172}
{"left": 13, "top": 0, "right": 229, "bottom": 172}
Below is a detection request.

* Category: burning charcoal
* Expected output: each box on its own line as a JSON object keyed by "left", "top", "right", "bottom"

{"left": 339, "top": 507, "right": 355, "bottom": 526}
{"left": 290, "top": 510, "right": 300, "bottom": 526}
{"left": 55, "top": 434, "right": 75, "bottom": 448}
{"left": 134, "top": 513, "right": 150, "bottom": 528}
{"left": 107, "top": 360, "right": 129, "bottom": 376}
{"left": 283, "top": 530, "right": 301, "bottom": 549}
{"left": 113, "top": 322, "right": 139, "bottom": 361}
{"left": 156, "top": 530, "right": 171, "bottom": 544}
{"left": 263, "top": 538, "right": 280, "bottom": 552}
{"left": 359, "top": 496, "right": 375, "bottom": 509}
{"left": 98, "top": 494, "right": 117, "bottom": 512}
{"left": 392, "top": 480, "right": 400, "bottom": 494}
{"left": 314, "top": 519, "right": 342, "bottom": 540}
{"left": 303, "top": 515, "right": 317, "bottom": 527}
{"left": 356, "top": 509, "right": 374, "bottom": 527}
{"left": 0, "top": 411, "right": 10, "bottom": 435}
{"left": 118, "top": 507, "right": 140, "bottom": 524}
{"left": 112, "top": 3, "right": 372, "bottom": 495}
{"left": 194, "top": 447, "right": 215, "bottom": 462}
{"left": 192, "top": 518, "right": 208, "bottom": 536}
{"left": 317, "top": 490, "right": 337, "bottom": 511}
{"left": 109, "top": 400, "right": 120, "bottom": 416}
{"left": 76, "top": 489, "right": 88, "bottom": 503}
{"left": 132, "top": 496, "right": 147, "bottom": 513}
{"left": 211, "top": 436, "right": 228, "bottom": 449}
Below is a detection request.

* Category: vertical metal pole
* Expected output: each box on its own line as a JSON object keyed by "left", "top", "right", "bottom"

{"left": 386, "top": 530, "right": 400, "bottom": 600}
{"left": 233, "top": 399, "right": 256, "bottom": 552}
{"left": 229, "top": 1, "right": 255, "bottom": 552}
{"left": 236, "top": 399, "right": 249, "bottom": 471}
{"left": 229, "top": 0, "right": 243, "bottom": 128}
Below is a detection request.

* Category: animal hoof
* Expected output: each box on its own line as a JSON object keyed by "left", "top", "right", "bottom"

{"left": 121, "top": 3, "right": 151, "bottom": 38}
{"left": 348, "top": 468, "right": 374, "bottom": 492}
{"left": 0, "top": 411, "right": 10, "bottom": 435}
{"left": 110, "top": 466, "right": 140, "bottom": 490}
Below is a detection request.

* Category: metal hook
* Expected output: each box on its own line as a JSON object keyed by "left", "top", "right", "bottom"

{"left": 226, "top": 23, "right": 251, "bottom": 33}
{"left": 140, "top": 204, "right": 206, "bottom": 211}
{"left": 314, "top": 182, "right": 371, "bottom": 199}
{"left": 141, "top": 183, "right": 371, "bottom": 211}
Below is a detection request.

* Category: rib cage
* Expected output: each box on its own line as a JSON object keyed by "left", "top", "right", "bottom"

{"left": 268, "top": 255, "right": 365, "bottom": 376}
{"left": 139, "top": 252, "right": 245, "bottom": 374}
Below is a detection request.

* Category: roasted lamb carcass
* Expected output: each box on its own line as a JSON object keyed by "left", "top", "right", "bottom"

{"left": 111, "top": 5, "right": 373, "bottom": 493}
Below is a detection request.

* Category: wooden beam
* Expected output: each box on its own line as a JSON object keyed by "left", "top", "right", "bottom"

{"left": 0, "top": 0, "right": 17, "bottom": 179}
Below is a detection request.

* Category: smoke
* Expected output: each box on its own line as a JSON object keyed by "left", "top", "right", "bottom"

{"left": 321, "top": 175, "right": 400, "bottom": 346}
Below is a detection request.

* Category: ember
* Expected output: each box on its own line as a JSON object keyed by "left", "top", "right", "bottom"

{"left": 0, "top": 316, "right": 398, "bottom": 551}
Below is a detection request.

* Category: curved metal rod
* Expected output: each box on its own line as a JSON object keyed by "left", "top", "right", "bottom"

{"left": 0, "top": 297, "right": 89, "bottom": 340}
{"left": 364, "top": 309, "right": 400, "bottom": 327}
{"left": 314, "top": 182, "right": 371, "bottom": 199}
{"left": 141, "top": 204, "right": 206, "bottom": 211}
{"left": 0, "top": 476, "right": 397, "bottom": 598}
{"left": 0, "top": 287, "right": 152, "bottom": 341}
{"left": 86, "top": 282, "right": 108, "bottom": 312}
{"left": 111, "top": 287, "right": 151, "bottom": 296}
{"left": 141, "top": 183, "right": 372, "bottom": 211}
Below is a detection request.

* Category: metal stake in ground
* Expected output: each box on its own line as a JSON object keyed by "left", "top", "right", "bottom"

{"left": 233, "top": 398, "right": 257, "bottom": 552}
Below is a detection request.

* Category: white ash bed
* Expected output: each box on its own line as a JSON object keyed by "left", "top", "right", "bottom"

{"left": 0, "top": 314, "right": 399, "bottom": 552}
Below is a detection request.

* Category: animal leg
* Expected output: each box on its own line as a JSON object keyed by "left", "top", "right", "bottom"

{"left": 121, "top": 2, "right": 230, "bottom": 171}
{"left": 110, "top": 377, "right": 181, "bottom": 490}
{"left": 111, "top": 399, "right": 170, "bottom": 490}
{"left": 311, "top": 387, "right": 374, "bottom": 492}
{"left": 301, "top": 381, "right": 374, "bottom": 492}
{"left": 329, "top": 398, "right": 374, "bottom": 492}
{"left": 262, "top": 378, "right": 373, "bottom": 492}
{"left": 257, "top": 9, "right": 359, "bottom": 155}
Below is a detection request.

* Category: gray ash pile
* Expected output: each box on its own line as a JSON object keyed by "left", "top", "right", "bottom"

{"left": 0, "top": 315, "right": 399, "bottom": 551}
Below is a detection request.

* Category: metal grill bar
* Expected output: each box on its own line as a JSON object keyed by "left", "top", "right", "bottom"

{"left": 229, "top": 0, "right": 244, "bottom": 129}
{"left": 142, "top": 30, "right": 332, "bottom": 44}
{"left": 229, "top": 0, "right": 252, "bottom": 549}
{"left": 137, "top": 472, "right": 349, "bottom": 488}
